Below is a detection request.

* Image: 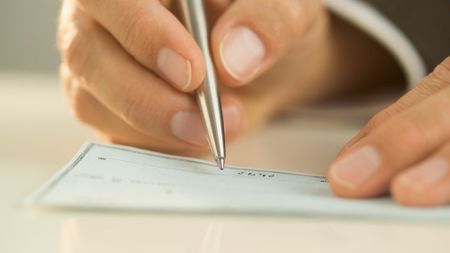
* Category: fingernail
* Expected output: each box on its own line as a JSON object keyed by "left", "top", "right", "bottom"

{"left": 398, "top": 158, "right": 448, "bottom": 191}
{"left": 170, "top": 105, "right": 241, "bottom": 146}
{"left": 157, "top": 48, "right": 191, "bottom": 90}
{"left": 330, "top": 146, "right": 381, "bottom": 189}
{"left": 220, "top": 26, "right": 266, "bottom": 80}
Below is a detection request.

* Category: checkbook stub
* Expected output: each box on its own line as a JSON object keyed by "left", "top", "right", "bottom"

{"left": 25, "top": 142, "right": 450, "bottom": 220}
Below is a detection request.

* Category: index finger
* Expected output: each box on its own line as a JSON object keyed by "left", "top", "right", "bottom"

{"left": 73, "top": 0, "right": 205, "bottom": 91}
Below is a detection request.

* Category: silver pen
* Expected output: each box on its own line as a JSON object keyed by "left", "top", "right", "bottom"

{"left": 179, "top": 0, "right": 226, "bottom": 170}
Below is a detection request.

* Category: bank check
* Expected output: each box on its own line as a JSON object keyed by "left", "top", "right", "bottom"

{"left": 26, "top": 142, "right": 450, "bottom": 220}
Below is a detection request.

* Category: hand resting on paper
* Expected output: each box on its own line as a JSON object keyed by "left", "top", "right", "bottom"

{"left": 329, "top": 57, "right": 450, "bottom": 207}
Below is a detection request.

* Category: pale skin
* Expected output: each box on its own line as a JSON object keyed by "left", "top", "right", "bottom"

{"left": 58, "top": 0, "right": 450, "bottom": 206}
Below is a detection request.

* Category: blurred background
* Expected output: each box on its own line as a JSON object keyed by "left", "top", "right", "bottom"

{"left": 1, "top": 0, "right": 60, "bottom": 74}
{"left": 0, "top": 0, "right": 93, "bottom": 171}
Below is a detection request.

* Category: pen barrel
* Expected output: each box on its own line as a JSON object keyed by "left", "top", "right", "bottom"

{"left": 178, "top": 0, "right": 226, "bottom": 160}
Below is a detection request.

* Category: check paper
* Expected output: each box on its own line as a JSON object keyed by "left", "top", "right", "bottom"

{"left": 26, "top": 142, "right": 450, "bottom": 220}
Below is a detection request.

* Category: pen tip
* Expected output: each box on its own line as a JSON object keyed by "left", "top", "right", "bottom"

{"left": 216, "top": 158, "right": 225, "bottom": 170}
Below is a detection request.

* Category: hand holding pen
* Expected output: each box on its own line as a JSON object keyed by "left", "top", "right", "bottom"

{"left": 58, "top": 0, "right": 327, "bottom": 158}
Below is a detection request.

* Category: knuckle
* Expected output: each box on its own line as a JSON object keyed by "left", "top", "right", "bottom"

{"left": 269, "top": 0, "right": 301, "bottom": 26}
{"left": 248, "top": 1, "right": 302, "bottom": 45}
{"left": 59, "top": 18, "right": 96, "bottom": 76}
{"left": 387, "top": 116, "right": 425, "bottom": 148}
{"left": 76, "top": 0, "right": 90, "bottom": 7}
{"left": 244, "top": 0, "right": 324, "bottom": 52}
{"left": 366, "top": 110, "right": 391, "bottom": 130}
{"left": 60, "top": 64, "right": 74, "bottom": 96}
{"left": 425, "top": 56, "right": 450, "bottom": 88}
{"left": 119, "top": 8, "right": 158, "bottom": 65}
{"left": 433, "top": 56, "right": 450, "bottom": 83}
{"left": 76, "top": 0, "right": 105, "bottom": 13}
{"left": 439, "top": 56, "right": 450, "bottom": 71}
{"left": 366, "top": 100, "right": 411, "bottom": 130}
{"left": 274, "top": 2, "right": 300, "bottom": 32}
{"left": 121, "top": 91, "right": 155, "bottom": 132}
{"left": 364, "top": 104, "right": 403, "bottom": 132}
{"left": 69, "top": 83, "right": 94, "bottom": 124}
{"left": 122, "top": 96, "right": 141, "bottom": 125}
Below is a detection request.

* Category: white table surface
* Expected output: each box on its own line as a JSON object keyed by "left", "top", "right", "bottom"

{"left": 1, "top": 71, "right": 449, "bottom": 253}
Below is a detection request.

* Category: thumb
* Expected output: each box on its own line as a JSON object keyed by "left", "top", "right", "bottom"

{"left": 211, "top": 0, "right": 324, "bottom": 86}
